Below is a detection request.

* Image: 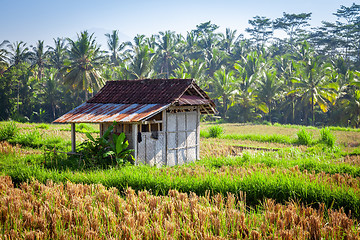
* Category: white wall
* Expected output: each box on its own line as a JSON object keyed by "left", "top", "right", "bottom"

{"left": 166, "top": 109, "right": 199, "bottom": 166}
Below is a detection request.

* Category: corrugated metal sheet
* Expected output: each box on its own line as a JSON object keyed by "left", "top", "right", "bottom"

{"left": 53, "top": 102, "right": 170, "bottom": 123}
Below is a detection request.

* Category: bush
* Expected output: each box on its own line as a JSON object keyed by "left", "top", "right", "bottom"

{"left": 208, "top": 125, "right": 223, "bottom": 138}
{"left": 296, "top": 129, "right": 313, "bottom": 146}
{"left": 0, "top": 122, "right": 18, "bottom": 141}
{"left": 11, "top": 130, "right": 43, "bottom": 148}
{"left": 200, "top": 129, "right": 210, "bottom": 138}
{"left": 320, "top": 127, "right": 336, "bottom": 148}
{"left": 37, "top": 123, "right": 49, "bottom": 129}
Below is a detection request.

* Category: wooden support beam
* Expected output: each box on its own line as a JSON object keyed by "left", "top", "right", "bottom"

{"left": 132, "top": 124, "right": 138, "bottom": 164}
{"left": 71, "top": 123, "right": 76, "bottom": 153}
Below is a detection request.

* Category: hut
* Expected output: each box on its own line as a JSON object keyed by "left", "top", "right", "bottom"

{"left": 53, "top": 79, "right": 216, "bottom": 166}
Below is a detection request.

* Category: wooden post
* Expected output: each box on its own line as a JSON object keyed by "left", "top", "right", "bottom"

{"left": 162, "top": 110, "right": 167, "bottom": 166}
{"left": 71, "top": 123, "right": 76, "bottom": 153}
{"left": 196, "top": 107, "right": 200, "bottom": 160}
{"left": 132, "top": 124, "right": 138, "bottom": 164}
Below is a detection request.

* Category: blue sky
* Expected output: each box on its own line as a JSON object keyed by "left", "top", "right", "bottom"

{"left": 1, "top": 0, "right": 357, "bottom": 49}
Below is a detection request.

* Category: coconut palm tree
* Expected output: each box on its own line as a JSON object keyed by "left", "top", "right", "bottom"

{"left": 220, "top": 28, "right": 241, "bottom": 55}
{"left": 47, "top": 38, "right": 68, "bottom": 75}
{"left": 0, "top": 40, "right": 9, "bottom": 74}
{"left": 105, "top": 30, "right": 131, "bottom": 66}
{"left": 127, "top": 44, "right": 156, "bottom": 79}
{"left": 62, "top": 31, "right": 106, "bottom": 100}
{"left": 255, "top": 64, "right": 283, "bottom": 122}
{"left": 31, "top": 40, "right": 48, "bottom": 80}
{"left": 155, "top": 30, "right": 179, "bottom": 78}
{"left": 7, "top": 41, "right": 32, "bottom": 66}
{"left": 172, "top": 59, "right": 207, "bottom": 86}
{"left": 210, "top": 67, "right": 237, "bottom": 118}
{"left": 291, "top": 56, "right": 337, "bottom": 125}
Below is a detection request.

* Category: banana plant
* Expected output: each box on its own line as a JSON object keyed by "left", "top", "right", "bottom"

{"left": 104, "top": 132, "right": 134, "bottom": 165}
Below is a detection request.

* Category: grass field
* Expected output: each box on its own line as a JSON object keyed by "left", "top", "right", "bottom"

{"left": 0, "top": 121, "right": 360, "bottom": 239}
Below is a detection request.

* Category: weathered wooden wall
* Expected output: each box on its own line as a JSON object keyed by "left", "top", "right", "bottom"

{"left": 166, "top": 108, "right": 199, "bottom": 166}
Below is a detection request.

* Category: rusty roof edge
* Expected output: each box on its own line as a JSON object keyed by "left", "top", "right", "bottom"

{"left": 52, "top": 102, "right": 87, "bottom": 123}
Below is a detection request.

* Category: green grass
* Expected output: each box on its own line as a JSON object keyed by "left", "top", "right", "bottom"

{"left": 273, "top": 122, "right": 360, "bottom": 132}
{"left": 220, "top": 133, "right": 293, "bottom": 144}
{"left": 1, "top": 147, "right": 360, "bottom": 218}
{"left": 60, "top": 123, "right": 99, "bottom": 133}
{"left": 2, "top": 155, "right": 359, "bottom": 218}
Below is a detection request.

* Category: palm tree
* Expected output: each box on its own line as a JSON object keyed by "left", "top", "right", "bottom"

{"left": 7, "top": 41, "right": 32, "bottom": 66}
{"left": 220, "top": 28, "right": 241, "bottom": 55}
{"left": 155, "top": 30, "right": 179, "bottom": 78}
{"left": 31, "top": 40, "right": 48, "bottom": 80}
{"left": 291, "top": 56, "right": 337, "bottom": 125}
{"left": 41, "top": 69, "right": 62, "bottom": 120}
{"left": 127, "top": 44, "right": 156, "bottom": 79}
{"left": 255, "top": 65, "right": 283, "bottom": 122}
{"left": 172, "top": 59, "right": 207, "bottom": 86}
{"left": 6, "top": 41, "right": 33, "bottom": 114}
{"left": 0, "top": 40, "right": 9, "bottom": 74}
{"left": 62, "top": 31, "right": 106, "bottom": 100}
{"left": 234, "top": 62, "right": 257, "bottom": 122}
{"left": 105, "top": 30, "right": 130, "bottom": 66}
{"left": 47, "top": 38, "right": 68, "bottom": 78}
{"left": 210, "top": 67, "right": 236, "bottom": 118}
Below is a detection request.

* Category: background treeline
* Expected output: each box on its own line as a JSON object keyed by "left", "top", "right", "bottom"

{"left": 0, "top": 3, "right": 360, "bottom": 127}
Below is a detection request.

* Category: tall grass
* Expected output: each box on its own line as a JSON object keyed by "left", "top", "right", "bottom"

{"left": 320, "top": 127, "right": 336, "bottom": 148}
{"left": 60, "top": 123, "right": 99, "bottom": 133}
{"left": 208, "top": 125, "right": 223, "bottom": 138}
{"left": 8, "top": 130, "right": 70, "bottom": 150}
{"left": 296, "top": 129, "right": 313, "bottom": 146}
{"left": 2, "top": 153, "right": 360, "bottom": 218}
{"left": 1, "top": 176, "right": 358, "bottom": 239}
{"left": 221, "top": 133, "right": 293, "bottom": 144}
{"left": 0, "top": 122, "right": 18, "bottom": 141}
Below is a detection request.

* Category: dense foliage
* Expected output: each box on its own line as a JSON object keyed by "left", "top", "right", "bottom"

{"left": 1, "top": 3, "right": 360, "bottom": 127}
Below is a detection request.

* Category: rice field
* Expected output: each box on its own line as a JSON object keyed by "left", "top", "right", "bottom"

{"left": 0, "top": 121, "right": 360, "bottom": 239}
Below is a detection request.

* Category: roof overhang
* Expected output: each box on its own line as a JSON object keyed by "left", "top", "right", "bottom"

{"left": 53, "top": 103, "right": 170, "bottom": 123}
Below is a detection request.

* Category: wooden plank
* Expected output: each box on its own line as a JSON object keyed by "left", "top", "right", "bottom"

{"left": 71, "top": 123, "right": 76, "bottom": 153}
{"left": 132, "top": 124, "right": 138, "bottom": 164}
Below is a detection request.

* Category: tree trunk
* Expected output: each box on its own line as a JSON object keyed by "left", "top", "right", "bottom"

{"left": 311, "top": 94, "right": 315, "bottom": 126}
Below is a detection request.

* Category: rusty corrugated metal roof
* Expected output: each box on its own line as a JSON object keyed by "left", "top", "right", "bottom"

{"left": 53, "top": 103, "right": 170, "bottom": 123}
{"left": 54, "top": 79, "right": 217, "bottom": 123}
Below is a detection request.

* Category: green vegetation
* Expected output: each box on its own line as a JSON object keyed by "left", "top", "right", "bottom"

{"left": 0, "top": 121, "right": 359, "bottom": 238}
{"left": 77, "top": 123, "right": 134, "bottom": 168}
{"left": 1, "top": 3, "right": 360, "bottom": 129}
{"left": 208, "top": 125, "right": 224, "bottom": 138}
{"left": 60, "top": 123, "right": 99, "bottom": 133}
{"left": 0, "top": 121, "right": 18, "bottom": 141}
{"left": 296, "top": 128, "right": 313, "bottom": 146}
{"left": 222, "top": 133, "right": 293, "bottom": 144}
{"left": 320, "top": 127, "right": 336, "bottom": 148}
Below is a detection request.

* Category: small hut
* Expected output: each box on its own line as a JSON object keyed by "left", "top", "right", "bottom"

{"left": 54, "top": 79, "right": 216, "bottom": 166}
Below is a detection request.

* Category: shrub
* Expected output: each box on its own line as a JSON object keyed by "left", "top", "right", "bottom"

{"left": 0, "top": 122, "right": 18, "bottom": 141}
{"left": 77, "top": 123, "right": 99, "bottom": 133}
{"left": 37, "top": 123, "right": 49, "bottom": 129}
{"left": 78, "top": 123, "right": 134, "bottom": 168}
{"left": 11, "top": 130, "right": 43, "bottom": 148}
{"left": 200, "top": 129, "right": 210, "bottom": 138}
{"left": 320, "top": 127, "right": 336, "bottom": 148}
{"left": 296, "top": 129, "right": 312, "bottom": 146}
{"left": 208, "top": 125, "right": 223, "bottom": 138}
